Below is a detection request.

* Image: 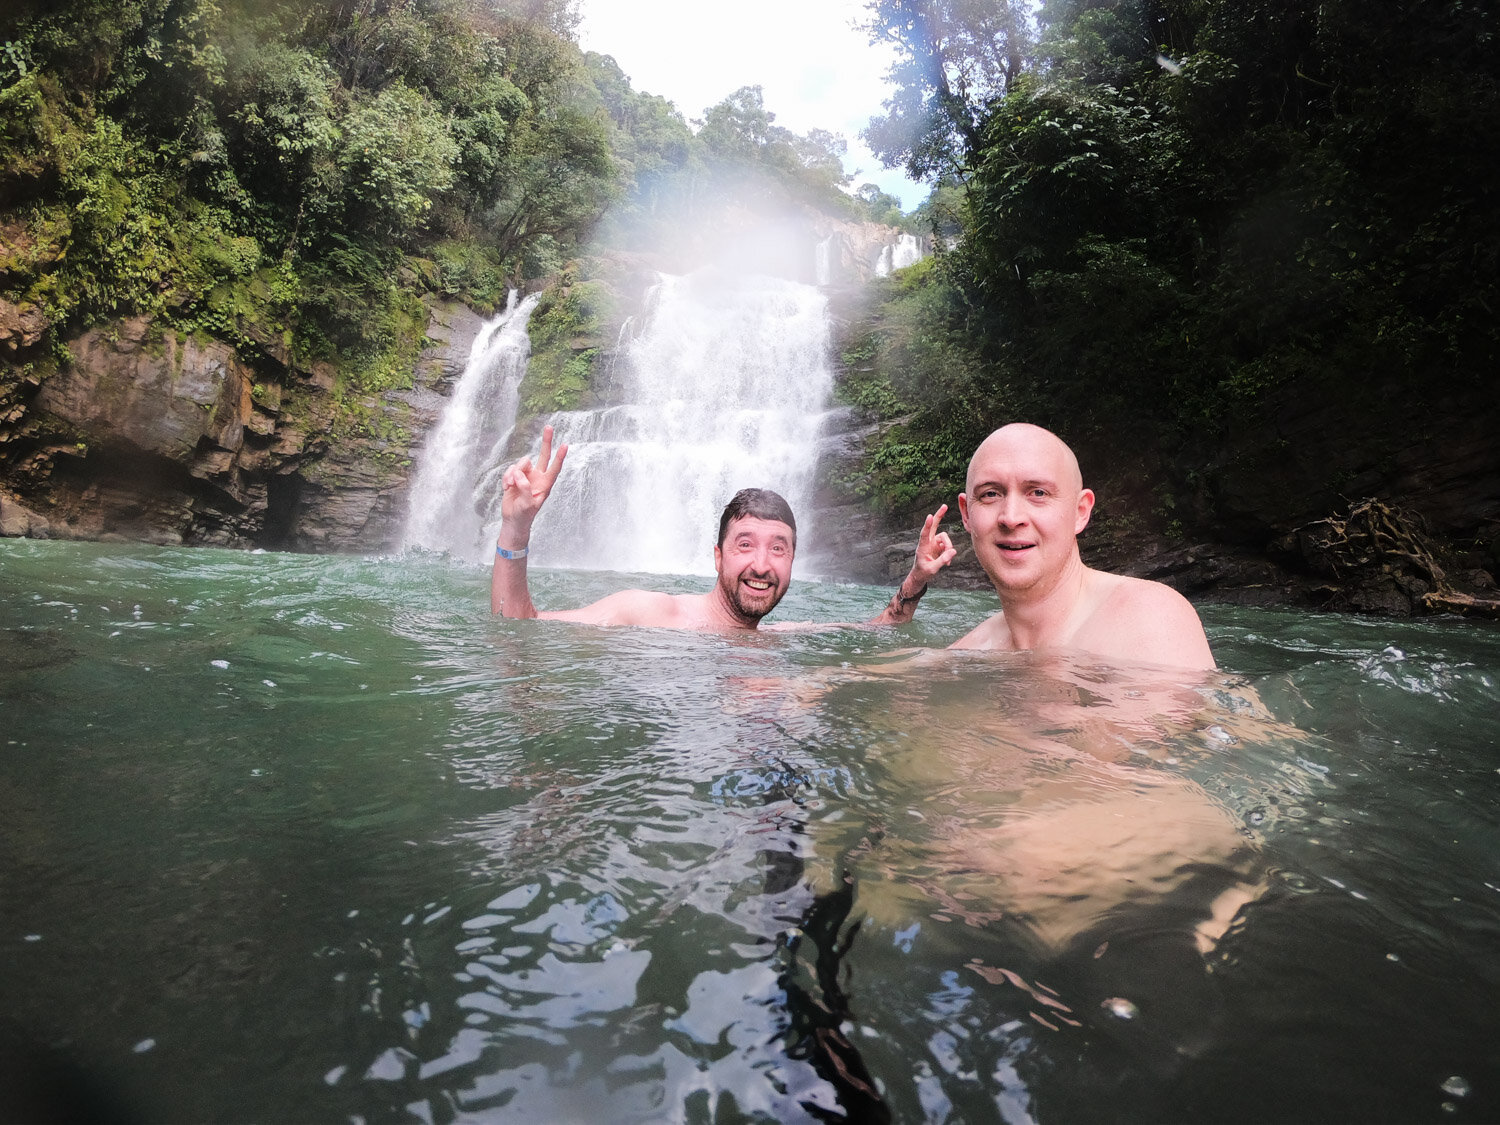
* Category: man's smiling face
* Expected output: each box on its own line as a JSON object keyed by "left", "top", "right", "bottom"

{"left": 958, "top": 424, "right": 1094, "bottom": 597}
{"left": 713, "top": 516, "right": 795, "bottom": 622}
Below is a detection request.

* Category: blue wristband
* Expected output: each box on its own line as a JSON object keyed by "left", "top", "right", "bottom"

{"left": 496, "top": 545, "right": 529, "bottom": 559}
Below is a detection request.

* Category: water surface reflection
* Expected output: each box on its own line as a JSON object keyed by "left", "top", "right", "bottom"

{"left": 1, "top": 541, "right": 1497, "bottom": 1122}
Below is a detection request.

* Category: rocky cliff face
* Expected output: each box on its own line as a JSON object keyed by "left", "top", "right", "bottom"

{"left": 0, "top": 302, "right": 487, "bottom": 552}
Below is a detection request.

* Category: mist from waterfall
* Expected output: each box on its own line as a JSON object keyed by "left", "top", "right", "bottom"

{"left": 530, "top": 269, "right": 835, "bottom": 576}
{"left": 402, "top": 291, "right": 540, "bottom": 560}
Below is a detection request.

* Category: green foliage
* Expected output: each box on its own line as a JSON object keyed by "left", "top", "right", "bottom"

{"left": 518, "top": 279, "right": 611, "bottom": 414}
{"left": 337, "top": 80, "right": 457, "bottom": 236}
{"left": 695, "top": 85, "right": 856, "bottom": 213}
{"left": 855, "top": 0, "right": 1500, "bottom": 528}
{"left": 860, "top": 0, "right": 1033, "bottom": 179}
{"left": 854, "top": 182, "right": 905, "bottom": 227}
{"left": 865, "top": 424, "right": 974, "bottom": 514}
{"left": 0, "top": 0, "right": 652, "bottom": 457}
{"left": 430, "top": 239, "right": 508, "bottom": 310}
{"left": 837, "top": 256, "right": 996, "bottom": 515}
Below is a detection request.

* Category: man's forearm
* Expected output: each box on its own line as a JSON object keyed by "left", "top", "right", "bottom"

{"left": 491, "top": 525, "right": 538, "bottom": 617}
{"left": 865, "top": 571, "right": 929, "bottom": 626}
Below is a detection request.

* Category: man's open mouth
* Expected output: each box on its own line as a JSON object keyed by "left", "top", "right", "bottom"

{"left": 744, "top": 578, "right": 775, "bottom": 591}
{"left": 997, "top": 543, "right": 1034, "bottom": 553}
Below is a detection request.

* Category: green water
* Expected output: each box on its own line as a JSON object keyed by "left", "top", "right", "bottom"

{"left": 2, "top": 539, "right": 1498, "bottom": 1123}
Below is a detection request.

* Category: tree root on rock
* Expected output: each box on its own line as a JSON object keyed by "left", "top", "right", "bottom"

{"left": 1291, "top": 498, "right": 1500, "bottom": 617}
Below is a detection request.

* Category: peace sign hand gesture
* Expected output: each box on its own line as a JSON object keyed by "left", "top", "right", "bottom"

{"left": 500, "top": 425, "right": 569, "bottom": 535}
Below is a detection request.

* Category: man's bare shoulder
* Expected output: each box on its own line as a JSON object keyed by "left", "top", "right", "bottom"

{"left": 540, "top": 589, "right": 694, "bottom": 628}
{"left": 1081, "top": 572, "right": 1216, "bottom": 671}
{"left": 949, "top": 611, "right": 1009, "bottom": 650}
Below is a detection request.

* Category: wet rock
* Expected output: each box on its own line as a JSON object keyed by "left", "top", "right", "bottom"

{"left": 0, "top": 493, "right": 48, "bottom": 538}
{"left": 0, "top": 297, "right": 48, "bottom": 353}
{"left": 4, "top": 299, "right": 486, "bottom": 551}
{"left": 35, "top": 321, "right": 254, "bottom": 463}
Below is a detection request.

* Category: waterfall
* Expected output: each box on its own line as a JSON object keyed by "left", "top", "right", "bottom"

{"left": 814, "top": 235, "right": 833, "bottom": 287}
{"left": 892, "top": 232, "right": 923, "bottom": 270}
{"left": 874, "top": 232, "right": 923, "bottom": 278}
{"left": 530, "top": 269, "right": 835, "bottom": 576}
{"left": 402, "top": 291, "right": 541, "bottom": 560}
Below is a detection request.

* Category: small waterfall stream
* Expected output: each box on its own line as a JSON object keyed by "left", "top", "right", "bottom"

{"left": 533, "top": 269, "right": 836, "bottom": 575}
{"left": 402, "top": 291, "right": 540, "bottom": 560}
{"left": 875, "top": 232, "right": 923, "bottom": 277}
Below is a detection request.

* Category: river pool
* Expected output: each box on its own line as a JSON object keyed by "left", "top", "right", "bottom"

{"left": 2, "top": 539, "right": 1498, "bottom": 1123}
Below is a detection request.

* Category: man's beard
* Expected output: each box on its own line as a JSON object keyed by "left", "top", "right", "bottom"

{"left": 724, "top": 573, "right": 783, "bottom": 620}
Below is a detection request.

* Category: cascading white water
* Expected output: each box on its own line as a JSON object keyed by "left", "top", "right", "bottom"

{"left": 530, "top": 269, "right": 835, "bottom": 576}
{"left": 814, "top": 235, "right": 833, "bottom": 287}
{"left": 875, "top": 232, "right": 924, "bottom": 278}
{"left": 892, "top": 231, "right": 923, "bottom": 270}
{"left": 402, "top": 291, "right": 541, "bottom": 560}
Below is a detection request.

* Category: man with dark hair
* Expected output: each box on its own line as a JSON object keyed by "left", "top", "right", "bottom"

{"left": 491, "top": 427, "right": 954, "bottom": 630}
{"left": 716, "top": 487, "right": 798, "bottom": 551}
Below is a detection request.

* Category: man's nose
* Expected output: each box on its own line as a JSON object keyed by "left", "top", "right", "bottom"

{"left": 999, "top": 493, "right": 1027, "bottom": 526}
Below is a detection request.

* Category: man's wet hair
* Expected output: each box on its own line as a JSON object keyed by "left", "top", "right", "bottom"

{"left": 718, "top": 488, "right": 797, "bottom": 548}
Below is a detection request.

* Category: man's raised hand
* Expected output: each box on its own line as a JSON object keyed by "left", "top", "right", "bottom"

{"left": 912, "top": 503, "right": 958, "bottom": 585}
{"left": 500, "top": 425, "right": 569, "bottom": 527}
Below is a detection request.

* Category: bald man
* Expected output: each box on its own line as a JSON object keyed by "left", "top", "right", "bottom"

{"left": 951, "top": 423, "right": 1216, "bottom": 670}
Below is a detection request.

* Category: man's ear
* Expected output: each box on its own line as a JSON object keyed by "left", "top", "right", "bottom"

{"left": 957, "top": 492, "right": 972, "bottom": 530}
{"left": 713, "top": 545, "right": 723, "bottom": 574}
{"left": 1075, "top": 488, "right": 1095, "bottom": 534}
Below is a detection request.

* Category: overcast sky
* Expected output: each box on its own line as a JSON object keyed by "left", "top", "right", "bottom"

{"left": 575, "top": 0, "right": 928, "bottom": 211}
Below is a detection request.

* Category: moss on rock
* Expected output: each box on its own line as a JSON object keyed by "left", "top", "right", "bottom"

{"left": 519, "top": 279, "right": 615, "bottom": 416}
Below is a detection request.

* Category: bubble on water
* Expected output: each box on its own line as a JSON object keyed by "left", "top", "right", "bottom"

{"left": 1386, "top": 952, "right": 1401, "bottom": 962}
{"left": 1247, "top": 807, "right": 1267, "bottom": 826}
{"left": 24, "top": 934, "right": 41, "bottom": 942}
{"left": 262, "top": 679, "right": 276, "bottom": 688}
{"left": 211, "top": 659, "right": 230, "bottom": 669}
{"left": 1101, "top": 997, "right": 1138, "bottom": 1020}
{"left": 1440, "top": 1076, "right": 1471, "bottom": 1098}
{"left": 402, "top": 1003, "right": 430, "bottom": 1031}
{"left": 364, "top": 1046, "right": 416, "bottom": 1081}
{"left": 132, "top": 1038, "right": 156, "bottom": 1053}
{"left": 324, "top": 1064, "right": 348, "bottom": 1086}
{"left": 1383, "top": 645, "right": 1406, "bottom": 660}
